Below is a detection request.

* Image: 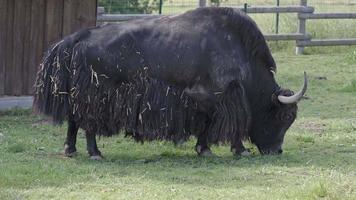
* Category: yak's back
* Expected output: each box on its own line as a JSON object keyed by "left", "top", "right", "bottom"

{"left": 185, "top": 7, "right": 276, "bottom": 71}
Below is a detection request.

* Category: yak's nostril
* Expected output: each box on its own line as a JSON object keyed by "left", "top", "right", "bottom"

{"left": 278, "top": 149, "right": 283, "bottom": 154}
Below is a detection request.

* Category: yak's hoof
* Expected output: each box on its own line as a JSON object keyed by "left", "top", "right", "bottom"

{"left": 65, "top": 151, "right": 78, "bottom": 157}
{"left": 90, "top": 155, "right": 103, "bottom": 160}
{"left": 196, "top": 145, "right": 214, "bottom": 157}
{"left": 200, "top": 149, "right": 215, "bottom": 157}
{"left": 89, "top": 150, "right": 103, "bottom": 160}
{"left": 232, "top": 148, "right": 251, "bottom": 157}
{"left": 64, "top": 144, "right": 77, "bottom": 157}
{"left": 240, "top": 150, "right": 251, "bottom": 156}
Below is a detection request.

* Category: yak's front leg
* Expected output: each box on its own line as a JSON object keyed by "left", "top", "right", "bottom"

{"left": 195, "top": 131, "right": 213, "bottom": 156}
{"left": 230, "top": 84, "right": 251, "bottom": 157}
{"left": 64, "top": 118, "right": 79, "bottom": 157}
{"left": 231, "top": 140, "right": 250, "bottom": 156}
{"left": 85, "top": 132, "right": 103, "bottom": 160}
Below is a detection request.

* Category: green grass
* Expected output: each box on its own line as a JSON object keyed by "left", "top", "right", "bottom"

{"left": 1, "top": 50, "right": 356, "bottom": 199}
{"left": 341, "top": 79, "right": 356, "bottom": 92}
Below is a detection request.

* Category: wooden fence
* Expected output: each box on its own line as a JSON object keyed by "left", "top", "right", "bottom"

{"left": 0, "top": 0, "right": 97, "bottom": 96}
{"left": 296, "top": 0, "right": 356, "bottom": 53}
{"left": 97, "top": 0, "right": 356, "bottom": 55}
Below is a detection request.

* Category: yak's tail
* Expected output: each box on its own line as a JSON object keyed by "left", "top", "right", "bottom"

{"left": 33, "top": 40, "right": 71, "bottom": 124}
{"left": 33, "top": 29, "right": 91, "bottom": 124}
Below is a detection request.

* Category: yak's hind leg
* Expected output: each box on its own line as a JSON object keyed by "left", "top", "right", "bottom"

{"left": 64, "top": 117, "right": 79, "bottom": 157}
{"left": 196, "top": 131, "right": 214, "bottom": 156}
{"left": 231, "top": 140, "right": 251, "bottom": 156}
{"left": 184, "top": 83, "right": 217, "bottom": 156}
{"left": 85, "top": 132, "right": 103, "bottom": 160}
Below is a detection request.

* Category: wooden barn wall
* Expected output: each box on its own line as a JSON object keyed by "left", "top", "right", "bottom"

{"left": 0, "top": 0, "right": 97, "bottom": 95}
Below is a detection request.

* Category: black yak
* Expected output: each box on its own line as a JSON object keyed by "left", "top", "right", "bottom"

{"left": 33, "top": 7, "right": 307, "bottom": 159}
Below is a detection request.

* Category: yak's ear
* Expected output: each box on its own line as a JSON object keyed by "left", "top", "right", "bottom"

{"left": 279, "top": 89, "right": 295, "bottom": 97}
{"left": 271, "top": 92, "right": 280, "bottom": 106}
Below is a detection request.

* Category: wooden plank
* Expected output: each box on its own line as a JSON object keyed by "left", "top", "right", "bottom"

{"left": 0, "top": 0, "right": 8, "bottom": 95}
{"left": 62, "top": 0, "right": 79, "bottom": 36}
{"left": 298, "top": 39, "right": 356, "bottom": 47}
{"left": 79, "top": 0, "right": 97, "bottom": 28}
{"left": 22, "top": 0, "right": 33, "bottom": 94}
{"left": 4, "top": 0, "right": 15, "bottom": 95}
{"left": 63, "top": 0, "right": 97, "bottom": 37}
{"left": 45, "top": 0, "right": 64, "bottom": 48}
{"left": 4, "top": 0, "right": 14, "bottom": 95}
{"left": 236, "top": 6, "right": 314, "bottom": 14}
{"left": 11, "top": 0, "right": 28, "bottom": 95}
{"left": 97, "top": 14, "right": 161, "bottom": 22}
{"left": 27, "top": 0, "right": 46, "bottom": 94}
{"left": 264, "top": 33, "right": 311, "bottom": 41}
{"left": 97, "top": 5, "right": 315, "bottom": 23}
{"left": 299, "top": 13, "right": 356, "bottom": 19}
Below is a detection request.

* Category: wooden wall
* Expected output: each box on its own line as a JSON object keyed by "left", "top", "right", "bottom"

{"left": 0, "top": 0, "right": 97, "bottom": 95}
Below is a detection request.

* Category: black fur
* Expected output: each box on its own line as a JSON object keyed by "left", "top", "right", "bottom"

{"left": 34, "top": 7, "right": 298, "bottom": 157}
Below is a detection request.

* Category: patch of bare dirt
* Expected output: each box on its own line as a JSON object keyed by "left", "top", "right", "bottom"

{"left": 31, "top": 118, "right": 53, "bottom": 126}
{"left": 297, "top": 121, "right": 326, "bottom": 135}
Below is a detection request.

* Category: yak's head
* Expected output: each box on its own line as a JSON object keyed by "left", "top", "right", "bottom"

{"left": 250, "top": 72, "right": 308, "bottom": 155}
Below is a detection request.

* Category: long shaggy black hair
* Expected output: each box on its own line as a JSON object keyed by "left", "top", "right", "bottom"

{"left": 34, "top": 7, "right": 276, "bottom": 145}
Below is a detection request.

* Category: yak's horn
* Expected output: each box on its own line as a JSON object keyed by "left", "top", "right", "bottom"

{"left": 278, "top": 72, "right": 308, "bottom": 104}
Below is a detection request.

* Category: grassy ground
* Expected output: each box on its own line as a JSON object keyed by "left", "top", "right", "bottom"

{"left": 0, "top": 49, "right": 356, "bottom": 199}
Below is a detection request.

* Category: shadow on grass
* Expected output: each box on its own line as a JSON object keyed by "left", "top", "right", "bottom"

{"left": 68, "top": 141, "right": 355, "bottom": 171}
{"left": 19, "top": 143, "right": 346, "bottom": 190}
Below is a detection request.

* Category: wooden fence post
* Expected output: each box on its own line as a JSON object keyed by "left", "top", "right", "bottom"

{"left": 97, "top": 7, "right": 105, "bottom": 25}
{"left": 97, "top": 7, "right": 105, "bottom": 16}
{"left": 199, "top": 0, "right": 206, "bottom": 7}
{"left": 296, "top": 0, "right": 307, "bottom": 55}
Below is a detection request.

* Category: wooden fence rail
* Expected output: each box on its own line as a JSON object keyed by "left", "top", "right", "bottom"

{"left": 97, "top": 14, "right": 159, "bottom": 22}
{"left": 299, "top": 13, "right": 356, "bottom": 19}
{"left": 97, "top": 0, "right": 356, "bottom": 55}
{"left": 97, "top": 6, "right": 315, "bottom": 22}
{"left": 298, "top": 39, "right": 356, "bottom": 47}
{"left": 264, "top": 33, "right": 311, "bottom": 41}
{"left": 240, "top": 6, "right": 314, "bottom": 13}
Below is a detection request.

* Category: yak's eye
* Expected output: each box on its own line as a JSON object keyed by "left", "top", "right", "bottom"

{"left": 276, "top": 110, "right": 292, "bottom": 122}
{"left": 283, "top": 114, "right": 292, "bottom": 121}
{"left": 281, "top": 112, "right": 295, "bottom": 122}
{"left": 263, "top": 128, "right": 269, "bottom": 135}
